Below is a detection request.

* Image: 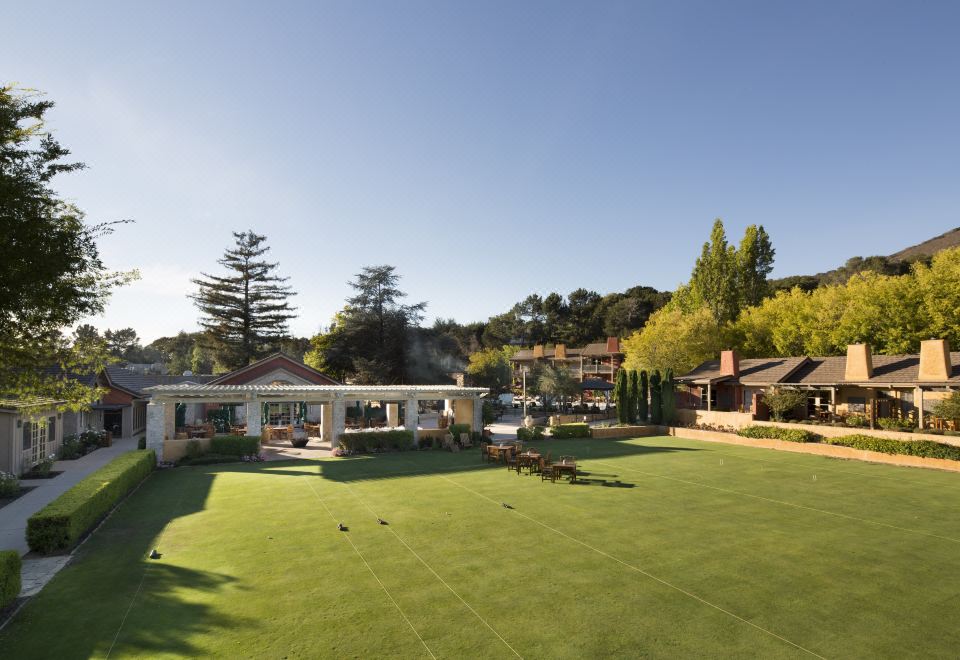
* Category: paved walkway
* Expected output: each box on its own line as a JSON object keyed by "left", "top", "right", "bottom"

{"left": 0, "top": 436, "right": 139, "bottom": 557}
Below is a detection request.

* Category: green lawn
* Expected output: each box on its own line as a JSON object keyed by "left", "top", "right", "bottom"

{"left": 3, "top": 435, "right": 960, "bottom": 658}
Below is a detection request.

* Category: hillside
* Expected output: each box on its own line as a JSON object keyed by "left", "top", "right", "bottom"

{"left": 771, "top": 226, "right": 960, "bottom": 292}
{"left": 888, "top": 227, "right": 960, "bottom": 261}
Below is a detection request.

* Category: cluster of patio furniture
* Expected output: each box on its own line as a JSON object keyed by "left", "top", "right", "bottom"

{"left": 481, "top": 441, "right": 577, "bottom": 483}
{"left": 175, "top": 423, "right": 216, "bottom": 440}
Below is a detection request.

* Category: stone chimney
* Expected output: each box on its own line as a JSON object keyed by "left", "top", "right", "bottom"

{"left": 919, "top": 339, "right": 951, "bottom": 381}
{"left": 844, "top": 344, "right": 873, "bottom": 381}
{"left": 532, "top": 345, "right": 544, "bottom": 359}
{"left": 720, "top": 350, "right": 740, "bottom": 377}
{"left": 555, "top": 344, "right": 567, "bottom": 359}
{"left": 606, "top": 337, "right": 620, "bottom": 353}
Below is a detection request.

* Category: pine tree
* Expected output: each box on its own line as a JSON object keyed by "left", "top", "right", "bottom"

{"left": 661, "top": 368, "right": 676, "bottom": 425}
{"left": 638, "top": 370, "right": 649, "bottom": 422}
{"left": 649, "top": 371, "right": 663, "bottom": 425}
{"left": 737, "top": 225, "right": 775, "bottom": 308}
{"left": 627, "top": 370, "right": 639, "bottom": 424}
{"left": 191, "top": 231, "right": 297, "bottom": 370}
{"left": 613, "top": 368, "right": 629, "bottom": 424}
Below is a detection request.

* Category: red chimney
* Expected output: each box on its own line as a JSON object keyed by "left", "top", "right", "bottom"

{"left": 606, "top": 337, "right": 620, "bottom": 353}
{"left": 720, "top": 350, "right": 740, "bottom": 377}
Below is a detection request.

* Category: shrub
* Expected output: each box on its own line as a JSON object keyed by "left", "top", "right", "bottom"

{"left": 27, "top": 450, "right": 156, "bottom": 554}
{"left": 59, "top": 435, "right": 83, "bottom": 460}
{"left": 844, "top": 414, "right": 868, "bottom": 427}
{"left": 0, "top": 550, "right": 21, "bottom": 609}
{"left": 517, "top": 425, "right": 545, "bottom": 442}
{"left": 0, "top": 472, "right": 19, "bottom": 497}
{"left": 877, "top": 417, "right": 915, "bottom": 432}
{"left": 178, "top": 453, "right": 244, "bottom": 466}
{"left": 448, "top": 423, "right": 471, "bottom": 438}
{"left": 762, "top": 387, "right": 808, "bottom": 422}
{"left": 29, "top": 454, "right": 57, "bottom": 478}
{"left": 137, "top": 436, "right": 146, "bottom": 450}
{"left": 210, "top": 435, "right": 260, "bottom": 457}
{"left": 185, "top": 439, "right": 204, "bottom": 459}
{"left": 737, "top": 425, "right": 819, "bottom": 443}
{"left": 339, "top": 430, "right": 414, "bottom": 453}
{"left": 823, "top": 434, "right": 960, "bottom": 461}
{"left": 549, "top": 423, "right": 591, "bottom": 439}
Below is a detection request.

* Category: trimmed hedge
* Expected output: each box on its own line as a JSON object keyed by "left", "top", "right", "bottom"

{"left": 448, "top": 423, "right": 471, "bottom": 438}
{"left": 27, "top": 450, "right": 156, "bottom": 555}
{"left": 737, "top": 426, "right": 819, "bottom": 443}
{"left": 822, "top": 434, "right": 960, "bottom": 461}
{"left": 178, "top": 453, "right": 246, "bottom": 466}
{"left": 549, "top": 423, "right": 592, "bottom": 439}
{"left": 340, "top": 430, "right": 414, "bottom": 453}
{"left": 210, "top": 435, "right": 261, "bottom": 457}
{"left": 517, "top": 425, "right": 545, "bottom": 442}
{"left": 0, "top": 549, "right": 20, "bottom": 608}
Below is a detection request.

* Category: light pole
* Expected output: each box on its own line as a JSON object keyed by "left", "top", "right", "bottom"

{"left": 522, "top": 367, "right": 528, "bottom": 420}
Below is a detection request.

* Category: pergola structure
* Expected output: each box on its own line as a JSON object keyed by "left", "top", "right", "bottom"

{"left": 144, "top": 384, "right": 488, "bottom": 458}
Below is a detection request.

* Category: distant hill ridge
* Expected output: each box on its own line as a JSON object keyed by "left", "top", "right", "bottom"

{"left": 771, "top": 226, "right": 960, "bottom": 292}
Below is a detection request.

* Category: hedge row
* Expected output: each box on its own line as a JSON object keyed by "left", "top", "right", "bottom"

{"left": 736, "top": 425, "right": 960, "bottom": 462}
{"left": 340, "top": 430, "right": 414, "bottom": 453}
{"left": 737, "top": 426, "right": 819, "bottom": 443}
{"left": 0, "top": 549, "right": 20, "bottom": 608}
{"left": 549, "top": 423, "right": 592, "bottom": 439}
{"left": 822, "top": 434, "right": 960, "bottom": 461}
{"left": 26, "top": 450, "right": 156, "bottom": 554}
{"left": 211, "top": 435, "right": 261, "bottom": 457}
{"left": 517, "top": 426, "right": 545, "bottom": 442}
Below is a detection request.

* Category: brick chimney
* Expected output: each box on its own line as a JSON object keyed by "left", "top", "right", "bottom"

{"left": 532, "top": 345, "right": 544, "bottom": 359}
{"left": 919, "top": 339, "right": 951, "bottom": 381}
{"left": 844, "top": 344, "right": 873, "bottom": 381}
{"left": 606, "top": 337, "right": 620, "bottom": 353}
{"left": 555, "top": 344, "right": 567, "bottom": 359}
{"left": 720, "top": 350, "right": 740, "bottom": 377}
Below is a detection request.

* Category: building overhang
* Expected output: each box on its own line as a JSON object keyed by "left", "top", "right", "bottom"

{"left": 143, "top": 384, "right": 489, "bottom": 403}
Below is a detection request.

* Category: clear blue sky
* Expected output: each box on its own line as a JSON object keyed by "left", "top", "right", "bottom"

{"left": 5, "top": 1, "right": 959, "bottom": 342}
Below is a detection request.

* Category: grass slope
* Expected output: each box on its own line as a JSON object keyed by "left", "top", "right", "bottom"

{"left": 3, "top": 436, "right": 960, "bottom": 658}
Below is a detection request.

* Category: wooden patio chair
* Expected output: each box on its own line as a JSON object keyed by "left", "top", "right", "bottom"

{"left": 505, "top": 448, "right": 521, "bottom": 473}
{"left": 539, "top": 457, "right": 556, "bottom": 483}
{"left": 460, "top": 432, "right": 473, "bottom": 448}
{"left": 480, "top": 441, "right": 490, "bottom": 462}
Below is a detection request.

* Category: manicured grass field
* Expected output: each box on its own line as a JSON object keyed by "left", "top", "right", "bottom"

{"left": 3, "top": 435, "right": 960, "bottom": 658}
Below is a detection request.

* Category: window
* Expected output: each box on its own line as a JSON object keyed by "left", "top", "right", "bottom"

{"left": 699, "top": 386, "right": 718, "bottom": 409}
{"left": 847, "top": 396, "right": 866, "bottom": 413}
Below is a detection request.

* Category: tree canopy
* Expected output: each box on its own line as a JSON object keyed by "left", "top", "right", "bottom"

{"left": 0, "top": 85, "right": 133, "bottom": 409}
{"left": 191, "top": 230, "right": 297, "bottom": 370}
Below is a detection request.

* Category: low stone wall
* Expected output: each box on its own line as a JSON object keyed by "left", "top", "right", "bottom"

{"left": 676, "top": 409, "right": 756, "bottom": 429}
{"left": 590, "top": 425, "right": 659, "bottom": 439}
{"left": 754, "top": 420, "right": 960, "bottom": 448}
{"left": 549, "top": 412, "right": 616, "bottom": 425}
{"left": 162, "top": 437, "right": 212, "bottom": 462}
{"left": 667, "top": 426, "right": 960, "bottom": 473}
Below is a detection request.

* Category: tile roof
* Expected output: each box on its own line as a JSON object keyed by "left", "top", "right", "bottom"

{"left": 678, "top": 357, "right": 808, "bottom": 385}
{"left": 105, "top": 366, "right": 216, "bottom": 397}
{"left": 511, "top": 343, "right": 622, "bottom": 360}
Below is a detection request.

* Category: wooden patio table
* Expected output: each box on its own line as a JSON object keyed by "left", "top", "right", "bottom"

{"left": 554, "top": 460, "right": 577, "bottom": 481}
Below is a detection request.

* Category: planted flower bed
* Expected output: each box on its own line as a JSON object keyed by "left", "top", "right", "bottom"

{"left": 736, "top": 425, "right": 960, "bottom": 461}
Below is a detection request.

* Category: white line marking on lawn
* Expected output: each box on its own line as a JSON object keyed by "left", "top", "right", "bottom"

{"left": 591, "top": 459, "right": 960, "bottom": 545}
{"left": 437, "top": 474, "right": 826, "bottom": 660}
{"left": 304, "top": 477, "right": 437, "bottom": 660}
{"left": 340, "top": 481, "right": 523, "bottom": 659}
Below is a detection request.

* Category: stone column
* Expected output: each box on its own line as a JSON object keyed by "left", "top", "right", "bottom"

{"left": 386, "top": 403, "right": 399, "bottom": 427}
{"left": 404, "top": 398, "right": 419, "bottom": 447}
{"left": 331, "top": 398, "right": 346, "bottom": 449}
{"left": 246, "top": 396, "right": 262, "bottom": 438}
{"left": 915, "top": 386, "right": 925, "bottom": 429}
{"left": 444, "top": 399, "right": 454, "bottom": 424}
{"left": 472, "top": 398, "right": 484, "bottom": 432}
{"left": 453, "top": 398, "right": 474, "bottom": 429}
{"left": 321, "top": 403, "right": 332, "bottom": 442}
{"left": 146, "top": 400, "right": 171, "bottom": 458}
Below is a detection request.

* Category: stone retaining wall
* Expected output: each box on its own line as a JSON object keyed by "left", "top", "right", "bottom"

{"left": 590, "top": 425, "right": 659, "bottom": 439}
{"left": 667, "top": 426, "right": 960, "bottom": 473}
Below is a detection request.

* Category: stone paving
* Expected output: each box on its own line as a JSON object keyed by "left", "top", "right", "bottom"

{"left": 19, "top": 556, "right": 71, "bottom": 597}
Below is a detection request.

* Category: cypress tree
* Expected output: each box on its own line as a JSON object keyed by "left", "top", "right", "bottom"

{"left": 638, "top": 370, "right": 649, "bottom": 422}
{"left": 614, "top": 368, "right": 629, "bottom": 424}
{"left": 626, "top": 370, "right": 639, "bottom": 424}
{"left": 661, "top": 368, "right": 676, "bottom": 425}
{"left": 191, "top": 231, "right": 297, "bottom": 370}
{"left": 649, "top": 371, "right": 663, "bottom": 425}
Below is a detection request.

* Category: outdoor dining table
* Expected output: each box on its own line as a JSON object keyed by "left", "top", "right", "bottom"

{"left": 554, "top": 460, "right": 577, "bottom": 481}
{"left": 487, "top": 444, "right": 518, "bottom": 463}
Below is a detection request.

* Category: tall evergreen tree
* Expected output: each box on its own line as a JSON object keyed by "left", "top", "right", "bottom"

{"left": 690, "top": 219, "right": 739, "bottom": 324}
{"left": 661, "top": 368, "right": 676, "bottom": 425}
{"left": 649, "top": 371, "right": 663, "bottom": 425}
{"left": 626, "top": 370, "right": 639, "bottom": 424}
{"left": 737, "top": 225, "right": 775, "bottom": 308}
{"left": 191, "top": 231, "right": 297, "bottom": 370}
{"left": 638, "top": 370, "right": 649, "bottom": 422}
{"left": 613, "top": 368, "right": 629, "bottom": 424}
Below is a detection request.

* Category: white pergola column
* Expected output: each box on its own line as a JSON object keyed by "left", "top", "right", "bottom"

{"left": 404, "top": 398, "right": 419, "bottom": 447}
{"left": 246, "top": 396, "right": 262, "bottom": 438}
{"left": 386, "top": 402, "right": 399, "bottom": 427}
{"left": 331, "top": 398, "right": 346, "bottom": 449}
{"left": 444, "top": 398, "right": 454, "bottom": 423}
{"left": 321, "top": 403, "right": 332, "bottom": 442}
{"left": 706, "top": 383, "right": 712, "bottom": 411}
{"left": 145, "top": 399, "right": 173, "bottom": 457}
{"left": 915, "top": 386, "right": 924, "bottom": 428}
